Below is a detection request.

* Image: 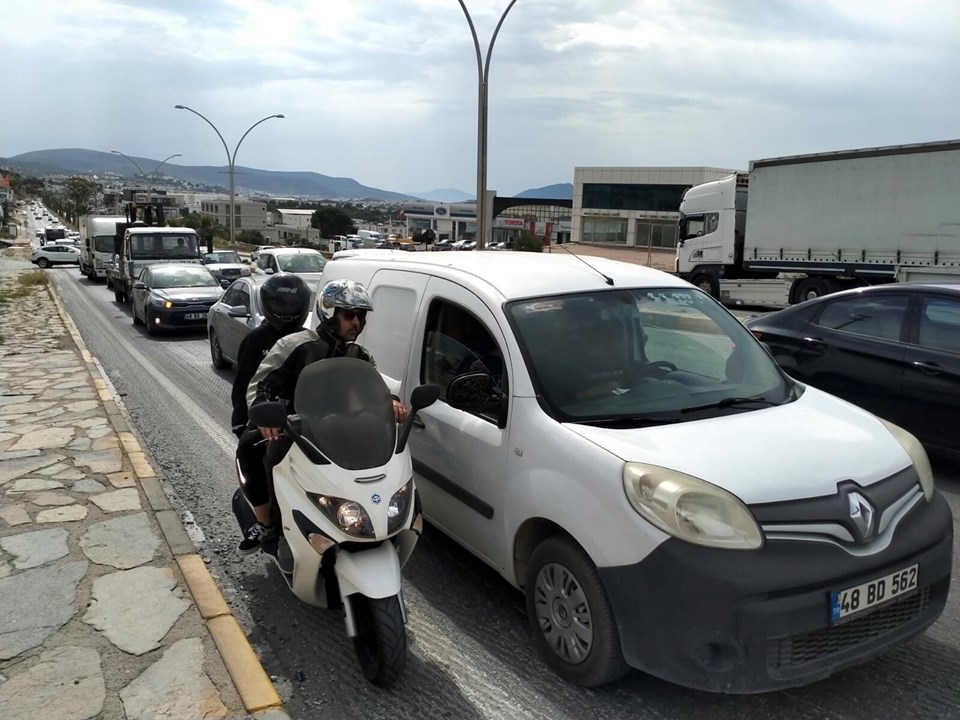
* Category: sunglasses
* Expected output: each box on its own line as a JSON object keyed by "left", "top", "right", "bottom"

{"left": 340, "top": 309, "right": 367, "bottom": 322}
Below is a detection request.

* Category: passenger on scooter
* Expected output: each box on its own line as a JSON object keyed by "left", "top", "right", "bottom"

{"left": 243, "top": 279, "right": 409, "bottom": 571}
{"left": 233, "top": 274, "right": 312, "bottom": 554}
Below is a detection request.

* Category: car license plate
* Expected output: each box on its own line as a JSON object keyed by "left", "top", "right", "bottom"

{"left": 830, "top": 564, "right": 918, "bottom": 623}
{"left": 184, "top": 313, "right": 206, "bottom": 321}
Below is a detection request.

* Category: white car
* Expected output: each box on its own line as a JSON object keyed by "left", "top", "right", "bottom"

{"left": 31, "top": 244, "right": 81, "bottom": 268}
{"left": 249, "top": 245, "right": 274, "bottom": 262}
{"left": 253, "top": 247, "right": 326, "bottom": 281}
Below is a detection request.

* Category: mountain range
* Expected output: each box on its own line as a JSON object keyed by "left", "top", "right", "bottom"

{"left": 0, "top": 148, "right": 573, "bottom": 201}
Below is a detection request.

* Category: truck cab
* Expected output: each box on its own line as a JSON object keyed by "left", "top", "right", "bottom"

{"left": 108, "top": 203, "right": 201, "bottom": 303}
{"left": 676, "top": 173, "right": 748, "bottom": 295}
{"left": 79, "top": 215, "right": 126, "bottom": 282}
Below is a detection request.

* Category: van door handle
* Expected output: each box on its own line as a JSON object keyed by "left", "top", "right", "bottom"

{"left": 912, "top": 361, "right": 942, "bottom": 375}
{"left": 802, "top": 337, "right": 825, "bottom": 347}
{"left": 411, "top": 417, "right": 425, "bottom": 429}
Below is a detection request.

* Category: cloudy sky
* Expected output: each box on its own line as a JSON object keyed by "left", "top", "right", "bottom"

{"left": 2, "top": 0, "right": 958, "bottom": 195}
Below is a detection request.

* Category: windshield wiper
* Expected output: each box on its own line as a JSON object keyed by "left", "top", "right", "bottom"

{"left": 680, "top": 396, "right": 777, "bottom": 414}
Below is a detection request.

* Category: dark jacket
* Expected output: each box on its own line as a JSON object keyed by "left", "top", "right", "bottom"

{"left": 247, "top": 326, "right": 376, "bottom": 415}
{"left": 230, "top": 323, "right": 290, "bottom": 435}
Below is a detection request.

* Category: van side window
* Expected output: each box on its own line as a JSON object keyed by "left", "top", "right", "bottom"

{"left": 421, "top": 300, "right": 507, "bottom": 422}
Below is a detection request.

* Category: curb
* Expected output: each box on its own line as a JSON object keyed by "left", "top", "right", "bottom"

{"left": 44, "top": 278, "right": 285, "bottom": 716}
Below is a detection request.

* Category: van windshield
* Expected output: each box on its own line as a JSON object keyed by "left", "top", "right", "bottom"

{"left": 506, "top": 288, "right": 792, "bottom": 425}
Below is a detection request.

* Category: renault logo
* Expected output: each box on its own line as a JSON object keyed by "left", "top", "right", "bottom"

{"left": 848, "top": 492, "right": 876, "bottom": 541}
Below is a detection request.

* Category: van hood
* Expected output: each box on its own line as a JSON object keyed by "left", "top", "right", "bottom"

{"left": 563, "top": 386, "right": 912, "bottom": 505}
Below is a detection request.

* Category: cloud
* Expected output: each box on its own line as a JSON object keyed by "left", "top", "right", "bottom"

{"left": 2, "top": 0, "right": 958, "bottom": 195}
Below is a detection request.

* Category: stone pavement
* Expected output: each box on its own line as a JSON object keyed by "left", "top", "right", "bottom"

{"left": 0, "top": 259, "right": 290, "bottom": 720}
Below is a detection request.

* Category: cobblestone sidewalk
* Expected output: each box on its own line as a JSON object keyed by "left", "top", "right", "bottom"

{"left": 0, "top": 261, "right": 288, "bottom": 720}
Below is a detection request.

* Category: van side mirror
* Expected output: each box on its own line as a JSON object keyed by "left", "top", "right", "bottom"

{"left": 446, "top": 372, "right": 501, "bottom": 411}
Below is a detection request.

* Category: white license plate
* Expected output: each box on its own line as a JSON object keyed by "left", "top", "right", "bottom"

{"left": 184, "top": 313, "right": 206, "bottom": 320}
{"left": 830, "top": 564, "right": 918, "bottom": 623}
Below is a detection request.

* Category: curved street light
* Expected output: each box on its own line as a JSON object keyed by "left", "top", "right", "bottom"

{"left": 458, "top": 0, "right": 519, "bottom": 250}
{"left": 174, "top": 105, "right": 285, "bottom": 244}
{"left": 150, "top": 153, "right": 183, "bottom": 180}
{"left": 110, "top": 149, "right": 146, "bottom": 178}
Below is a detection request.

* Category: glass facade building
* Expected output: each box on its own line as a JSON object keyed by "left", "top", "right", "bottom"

{"left": 573, "top": 167, "right": 740, "bottom": 251}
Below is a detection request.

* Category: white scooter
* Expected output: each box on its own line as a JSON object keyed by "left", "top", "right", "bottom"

{"left": 237, "top": 357, "right": 439, "bottom": 686}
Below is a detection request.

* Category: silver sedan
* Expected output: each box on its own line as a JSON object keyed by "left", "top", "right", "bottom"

{"left": 206, "top": 276, "right": 319, "bottom": 369}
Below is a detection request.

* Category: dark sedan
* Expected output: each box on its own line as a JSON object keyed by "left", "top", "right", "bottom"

{"left": 131, "top": 264, "right": 226, "bottom": 336}
{"left": 746, "top": 283, "right": 960, "bottom": 458}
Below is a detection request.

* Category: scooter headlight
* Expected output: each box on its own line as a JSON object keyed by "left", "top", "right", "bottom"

{"left": 387, "top": 481, "right": 413, "bottom": 534}
{"left": 309, "top": 493, "right": 374, "bottom": 538}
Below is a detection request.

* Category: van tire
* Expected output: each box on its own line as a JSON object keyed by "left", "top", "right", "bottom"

{"left": 525, "top": 536, "right": 629, "bottom": 687}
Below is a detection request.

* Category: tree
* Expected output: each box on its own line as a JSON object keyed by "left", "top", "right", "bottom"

{"left": 238, "top": 229, "right": 265, "bottom": 245}
{"left": 514, "top": 230, "right": 544, "bottom": 253}
{"left": 311, "top": 206, "right": 356, "bottom": 238}
{"left": 62, "top": 176, "right": 101, "bottom": 223}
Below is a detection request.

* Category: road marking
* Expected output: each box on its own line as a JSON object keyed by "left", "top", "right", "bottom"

{"left": 182, "top": 510, "right": 207, "bottom": 544}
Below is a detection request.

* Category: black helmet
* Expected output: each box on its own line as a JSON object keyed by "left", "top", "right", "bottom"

{"left": 259, "top": 274, "right": 311, "bottom": 332}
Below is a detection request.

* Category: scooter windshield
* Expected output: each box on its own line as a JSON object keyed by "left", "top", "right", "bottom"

{"left": 293, "top": 357, "right": 397, "bottom": 470}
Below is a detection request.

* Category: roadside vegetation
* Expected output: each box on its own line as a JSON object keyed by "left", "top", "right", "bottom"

{"left": 0, "top": 270, "right": 49, "bottom": 344}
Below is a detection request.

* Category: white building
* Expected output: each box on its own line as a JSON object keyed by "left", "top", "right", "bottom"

{"left": 264, "top": 209, "right": 321, "bottom": 246}
{"left": 573, "top": 167, "right": 739, "bottom": 249}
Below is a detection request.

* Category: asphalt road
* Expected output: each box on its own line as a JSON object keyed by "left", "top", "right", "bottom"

{"left": 18, "top": 210, "right": 960, "bottom": 720}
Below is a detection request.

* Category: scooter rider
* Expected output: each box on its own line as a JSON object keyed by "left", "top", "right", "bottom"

{"left": 234, "top": 273, "right": 312, "bottom": 554}
{"left": 245, "top": 279, "right": 409, "bottom": 571}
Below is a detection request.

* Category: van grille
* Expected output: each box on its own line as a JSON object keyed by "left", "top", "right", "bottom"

{"left": 768, "top": 588, "right": 930, "bottom": 670}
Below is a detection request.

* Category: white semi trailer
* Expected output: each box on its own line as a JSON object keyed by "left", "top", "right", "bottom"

{"left": 676, "top": 139, "right": 960, "bottom": 305}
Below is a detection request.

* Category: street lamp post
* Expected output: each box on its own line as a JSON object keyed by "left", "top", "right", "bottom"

{"left": 174, "top": 106, "right": 284, "bottom": 244}
{"left": 149, "top": 153, "right": 183, "bottom": 181}
{"left": 110, "top": 150, "right": 146, "bottom": 179}
{"left": 458, "top": 0, "right": 518, "bottom": 250}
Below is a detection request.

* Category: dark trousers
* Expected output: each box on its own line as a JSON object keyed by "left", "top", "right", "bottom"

{"left": 236, "top": 430, "right": 293, "bottom": 528}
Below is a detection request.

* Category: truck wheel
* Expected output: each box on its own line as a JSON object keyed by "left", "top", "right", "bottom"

{"left": 114, "top": 288, "right": 125, "bottom": 303}
{"left": 351, "top": 594, "right": 407, "bottom": 687}
{"left": 36, "top": 258, "right": 50, "bottom": 269}
{"left": 209, "top": 330, "right": 232, "bottom": 370}
{"left": 691, "top": 273, "right": 719, "bottom": 298}
{"left": 525, "top": 535, "right": 629, "bottom": 687}
{"left": 793, "top": 277, "right": 834, "bottom": 303}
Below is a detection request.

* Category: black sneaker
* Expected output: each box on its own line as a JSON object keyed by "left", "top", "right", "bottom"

{"left": 263, "top": 535, "right": 294, "bottom": 575}
{"left": 238, "top": 523, "right": 275, "bottom": 555}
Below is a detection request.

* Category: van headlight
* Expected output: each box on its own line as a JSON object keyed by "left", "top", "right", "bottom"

{"left": 622, "top": 463, "right": 763, "bottom": 550}
{"left": 878, "top": 419, "right": 934, "bottom": 501}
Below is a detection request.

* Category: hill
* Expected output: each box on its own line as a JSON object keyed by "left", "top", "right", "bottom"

{"left": 1, "top": 148, "right": 414, "bottom": 201}
{"left": 404, "top": 188, "right": 474, "bottom": 202}
{"left": 515, "top": 183, "right": 573, "bottom": 199}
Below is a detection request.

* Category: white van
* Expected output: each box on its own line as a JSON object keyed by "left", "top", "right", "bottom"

{"left": 356, "top": 229, "right": 382, "bottom": 248}
{"left": 320, "top": 251, "right": 952, "bottom": 692}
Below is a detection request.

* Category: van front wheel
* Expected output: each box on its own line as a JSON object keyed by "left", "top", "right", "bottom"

{"left": 525, "top": 536, "right": 628, "bottom": 687}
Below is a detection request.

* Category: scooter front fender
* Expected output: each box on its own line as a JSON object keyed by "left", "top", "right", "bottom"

{"left": 336, "top": 542, "right": 402, "bottom": 601}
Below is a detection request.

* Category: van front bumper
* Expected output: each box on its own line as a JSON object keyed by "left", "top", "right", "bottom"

{"left": 598, "top": 492, "right": 952, "bottom": 693}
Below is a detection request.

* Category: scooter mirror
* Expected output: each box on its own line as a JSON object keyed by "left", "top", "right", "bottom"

{"left": 248, "top": 401, "right": 288, "bottom": 429}
{"left": 410, "top": 383, "right": 440, "bottom": 411}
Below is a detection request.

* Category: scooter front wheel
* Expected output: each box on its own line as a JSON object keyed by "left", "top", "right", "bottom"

{"left": 351, "top": 594, "right": 406, "bottom": 687}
